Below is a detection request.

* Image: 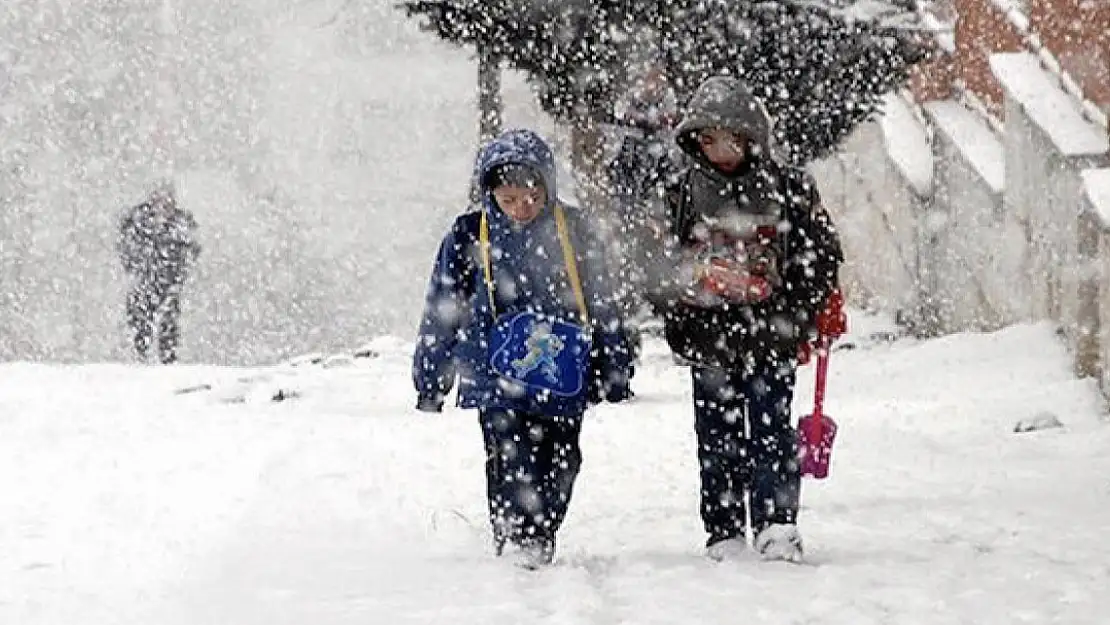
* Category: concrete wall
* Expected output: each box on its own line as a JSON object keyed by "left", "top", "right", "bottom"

{"left": 810, "top": 97, "right": 929, "bottom": 323}
{"left": 1098, "top": 183, "right": 1110, "bottom": 396}
{"left": 812, "top": 51, "right": 1110, "bottom": 408}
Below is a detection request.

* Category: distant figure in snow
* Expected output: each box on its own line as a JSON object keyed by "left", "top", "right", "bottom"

{"left": 117, "top": 180, "right": 200, "bottom": 364}
{"left": 608, "top": 63, "right": 683, "bottom": 338}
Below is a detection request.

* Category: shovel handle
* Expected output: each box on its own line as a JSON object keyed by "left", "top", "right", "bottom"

{"left": 813, "top": 336, "right": 830, "bottom": 418}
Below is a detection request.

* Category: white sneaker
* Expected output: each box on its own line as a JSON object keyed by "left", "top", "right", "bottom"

{"left": 706, "top": 536, "right": 748, "bottom": 562}
{"left": 508, "top": 541, "right": 554, "bottom": 570}
{"left": 754, "top": 524, "right": 804, "bottom": 563}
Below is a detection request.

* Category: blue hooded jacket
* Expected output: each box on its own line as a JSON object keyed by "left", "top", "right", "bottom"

{"left": 413, "top": 129, "right": 633, "bottom": 415}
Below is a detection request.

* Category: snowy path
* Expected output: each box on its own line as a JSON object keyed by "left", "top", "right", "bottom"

{"left": 2, "top": 317, "right": 1109, "bottom": 624}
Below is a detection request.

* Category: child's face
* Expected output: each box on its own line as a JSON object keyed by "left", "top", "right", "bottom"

{"left": 696, "top": 128, "right": 748, "bottom": 173}
{"left": 493, "top": 184, "right": 545, "bottom": 223}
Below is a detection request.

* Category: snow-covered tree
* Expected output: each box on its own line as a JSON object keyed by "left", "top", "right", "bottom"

{"left": 400, "top": 0, "right": 629, "bottom": 124}
{"left": 400, "top": 0, "right": 932, "bottom": 165}
{"left": 658, "top": 0, "right": 932, "bottom": 164}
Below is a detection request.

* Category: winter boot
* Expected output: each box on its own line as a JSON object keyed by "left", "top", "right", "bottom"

{"left": 706, "top": 535, "right": 748, "bottom": 562}
{"left": 754, "top": 524, "right": 804, "bottom": 563}
{"left": 509, "top": 537, "right": 555, "bottom": 570}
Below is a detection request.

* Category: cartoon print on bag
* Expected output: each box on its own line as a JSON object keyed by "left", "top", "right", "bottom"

{"left": 511, "top": 321, "right": 565, "bottom": 383}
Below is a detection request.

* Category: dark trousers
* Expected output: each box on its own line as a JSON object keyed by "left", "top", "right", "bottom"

{"left": 479, "top": 410, "right": 583, "bottom": 553}
{"left": 127, "top": 284, "right": 181, "bottom": 364}
{"left": 691, "top": 362, "right": 800, "bottom": 545}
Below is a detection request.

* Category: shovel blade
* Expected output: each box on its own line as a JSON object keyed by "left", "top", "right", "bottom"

{"left": 798, "top": 413, "right": 838, "bottom": 479}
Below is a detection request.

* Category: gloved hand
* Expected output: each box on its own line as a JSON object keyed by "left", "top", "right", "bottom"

{"left": 815, "top": 288, "right": 848, "bottom": 340}
{"left": 589, "top": 370, "right": 633, "bottom": 405}
{"left": 797, "top": 340, "right": 815, "bottom": 366}
{"left": 797, "top": 289, "right": 848, "bottom": 365}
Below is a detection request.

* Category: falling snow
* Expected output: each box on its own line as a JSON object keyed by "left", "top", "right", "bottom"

{"left": 2, "top": 1, "right": 1110, "bottom": 623}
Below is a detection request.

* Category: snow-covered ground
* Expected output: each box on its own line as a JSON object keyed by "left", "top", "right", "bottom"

{"left": 2, "top": 313, "right": 1109, "bottom": 624}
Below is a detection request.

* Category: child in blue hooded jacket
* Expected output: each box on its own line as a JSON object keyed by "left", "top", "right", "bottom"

{"left": 413, "top": 129, "right": 633, "bottom": 568}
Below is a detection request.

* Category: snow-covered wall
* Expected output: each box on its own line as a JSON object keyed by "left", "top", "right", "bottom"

{"left": 809, "top": 96, "right": 926, "bottom": 320}
{"left": 995, "top": 52, "right": 1104, "bottom": 327}
{"left": 992, "top": 52, "right": 1109, "bottom": 380}
{"left": 1082, "top": 169, "right": 1110, "bottom": 397}
{"left": 924, "top": 99, "right": 1020, "bottom": 331}
{"left": 814, "top": 51, "right": 1110, "bottom": 406}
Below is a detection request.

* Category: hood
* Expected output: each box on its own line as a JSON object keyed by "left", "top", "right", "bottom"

{"left": 473, "top": 128, "right": 558, "bottom": 216}
{"left": 468, "top": 129, "right": 579, "bottom": 321}
{"left": 675, "top": 76, "right": 774, "bottom": 169}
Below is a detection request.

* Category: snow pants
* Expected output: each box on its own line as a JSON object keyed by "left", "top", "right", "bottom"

{"left": 691, "top": 362, "right": 800, "bottom": 546}
{"left": 479, "top": 409, "right": 583, "bottom": 556}
{"left": 127, "top": 282, "right": 181, "bottom": 364}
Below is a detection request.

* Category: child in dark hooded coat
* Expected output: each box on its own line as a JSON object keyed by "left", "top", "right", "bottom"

{"left": 647, "top": 76, "right": 845, "bottom": 562}
{"left": 413, "top": 129, "right": 633, "bottom": 568}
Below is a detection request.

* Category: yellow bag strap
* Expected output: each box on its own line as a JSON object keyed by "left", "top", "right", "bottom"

{"left": 479, "top": 210, "right": 496, "bottom": 317}
{"left": 554, "top": 205, "right": 590, "bottom": 325}
{"left": 479, "top": 204, "right": 589, "bottom": 325}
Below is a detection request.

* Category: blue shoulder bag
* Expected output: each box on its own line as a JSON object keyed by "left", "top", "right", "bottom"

{"left": 481, "top": 205, "right": 592, "bottom": 401}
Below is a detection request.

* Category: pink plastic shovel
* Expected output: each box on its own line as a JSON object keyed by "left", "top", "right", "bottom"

{"left": 798, "top": 338, "right": 838, "bottom": 479}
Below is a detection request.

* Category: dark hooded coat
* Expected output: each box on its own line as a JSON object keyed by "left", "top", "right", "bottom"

{"left": 413, "top": 129, "right": 634, "bottom": 415}
{"left": 652, "top": 77, "right": 843, "bottom": 368}
{"left": 118, "top": 192, "right": 200, "bottom": 289}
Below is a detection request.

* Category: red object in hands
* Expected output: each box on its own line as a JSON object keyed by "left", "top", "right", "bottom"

{"left": 702, "top": 259, "right": 771, "bottom": 301}
{"left": 797, "top": 338, "right": 838, "bottom": 479}
{"left": 815, "top": 288, "right": 848, "bottom": 339}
